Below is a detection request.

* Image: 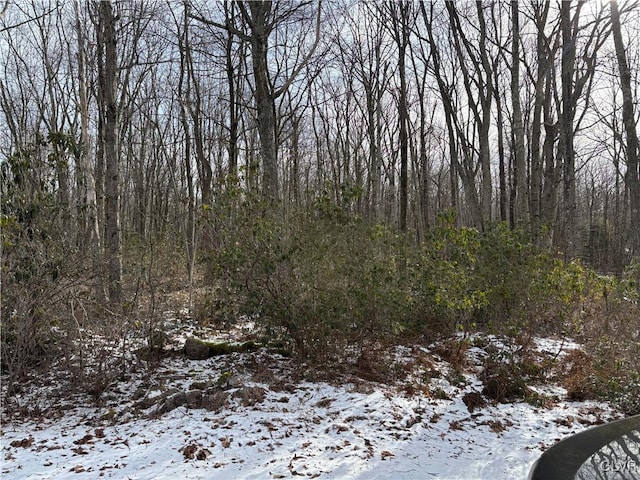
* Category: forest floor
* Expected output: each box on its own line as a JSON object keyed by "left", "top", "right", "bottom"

{"left": 0, "top": 308, "right": 622, "bottom": 480}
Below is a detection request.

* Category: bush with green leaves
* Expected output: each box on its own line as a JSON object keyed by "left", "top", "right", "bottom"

{"left": 2, "top": 140, "right": 65, "bottom": 380}
{"left": 413, "top": 211, "right": 496, "bottom": 332}
{"left": 413, "top": 215, "right": 554, "bottom": 335}
{"left": 206, "top": 194, "right": 417, "bottom": 359}
{"left": 204, "top": 192, "right": 639, "bottom": 362}
{"left": 1, "top": 207, "right": 73, "bottom": 388}
{"left": 414, "top": 215, "right": 621, "bottom": 338}
{"left": 614, "top": 377, "right": 640, "bottom": 416}
{"left": 1, "top": 134, "right": 103, "bottom": 395}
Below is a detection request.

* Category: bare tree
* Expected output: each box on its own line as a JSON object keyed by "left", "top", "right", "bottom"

{"left": 95, "top": 0, "right": 122, "bottom": 303}
{"left": 380, "top": 1, "right": 414, "bottom": 232}
{"left": 407, "top": 11, "right": 433, "bottom": 236}
{"left": 527, "top": 1, "right": 558, "bottom": 243}
{"left": 559, "top": 0, "right": 579, "bottom": 259}
{"left": 336, "top": 3, "right": 391, "bottom": 220}
{"left": 558, "top": 1, "right": 610, "bottom": 258}
{"left": 223, "top": 1, "right": 243, "bottom": 179}
{"left": 175, "top": 3, "right": 198, "bottom": 312}
{"left": 74, "top": 0, "right": 105, "bottom": 303}
{"left": 510, "top": 1, "right": 529, "bottom": 227}
{"left": 421, "top": 2, "right": 462, "bottom": 224}
{"left": 427, "top": 2, "right": 495, "bottom": 230}
{"left": 190, "top": 1, "right": 322, "bottom": 201}
{"left": 611, "top": 0, "right": 640, "bottom": 291}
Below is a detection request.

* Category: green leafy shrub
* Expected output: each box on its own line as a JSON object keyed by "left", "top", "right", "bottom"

{"left": 204, "top": 193, "right": 639, "bottom": 366}
{"left": 411, "top": 216, "right": 591, "bottom": 337}
{"left": 206, "top": 193, "right": 418, "bottom": 359}
{"left": 414, "top": 211, "right": 485, "bottom": 332}
{"left": 1, "top": 135, "right": 134, "bottom": 399}
{"left": 614, "top": 377, "right": 640, "bottom": 416}
{"left": 1, "top": 209, "right": 77, "bottom": 393}
{"left": 417, "top": 217, "right": 626, "bottom": 339}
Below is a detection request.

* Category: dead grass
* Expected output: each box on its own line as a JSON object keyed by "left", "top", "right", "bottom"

{"left": 562, "top": 349, "right": 597, "bottom": 401}
{"left": 432, "top": 338, "right": 470, "bottom": 372}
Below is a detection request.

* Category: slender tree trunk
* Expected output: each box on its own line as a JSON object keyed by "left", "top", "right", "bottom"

{"left": 365, "top": 80, "right": 382, "bottom": 220}
{"left": 560, "top": 0, "right": 578, "bottom": 259}
{"left": 75, "top": 0, "right": 106, "bottom": 303}
{"left": 511, "top": 1, "right": 529, "bottom": 228}
{"left": 181, "top": 97, "right": 196, "bottom": 314}
{"left": 133, "top": 128, "right": 146, "bottom": 239}
{"left": 178, "top": 4, "right": 199, "bottom": 310}
{"left": 493, "top": 66, "right": 507, "bottom": 224}
{"left": 53, "top": 141, "right": 71, "bottom": 244}
{"left": 530, "top": 2, "right": 551, "bottom": 241}
{"left": 395, "top": 3, "right": 410, "bottom": 232}
{"left": 290, "top": 116, "right": 300, "bottom": 205}
{"left": 476, "top": 2, "right": 493, "bottom": 230}
{"left": 611, "top": 0, "right": 640, "bottom": 294}
{"left": 541, "top": 114, "right": 559, "bottom": 246}
{"left": 408, "top": 37, "right": 431, "bottom": 235}
{"left": 224, "top": 1, "right": 239, "bottom": 178}
{"left": 95, "top": 19, "right": 106, "bottom": 247}
{"left": 98, "top": 0, "right": 122, "bottom": 303}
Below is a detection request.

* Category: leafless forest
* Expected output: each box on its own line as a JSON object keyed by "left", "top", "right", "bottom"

{"left": 1, "top": 1, "right": 639, "bottom": 413}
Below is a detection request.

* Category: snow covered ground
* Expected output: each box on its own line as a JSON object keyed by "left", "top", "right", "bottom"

{"left": 1, "top": 320, "right": 621, "bottom": 480}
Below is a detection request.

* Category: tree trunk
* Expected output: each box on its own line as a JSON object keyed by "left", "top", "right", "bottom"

{"left": 178, "top": 6, "right": 197, "bottom": 312}
{"left": 98, "top": 0, "right": 122, "bottom": 304}
{"left": 493, "top": 65, "right": 507, "bottom": 224}
{"left": 476, "top": 2, "right": 493, "bottom": 230}
{"left": 75, "top": 0, "right": 106, "bottom": 303}
{"left": 560, "top": 0, "right": 578, "bottom": 260}
{"left": 611, "top": 0, "right": 640, "bottom": 294}
{"left": 510, "top": 1, "right": 529, "bottom": 228}
{"left": 393, "top": 2, "right": 410, "bottom": 232}
{"left": 530, "top": 2, "right": 552, "bottom": 241}
{"left": 247, "top": 2, "right": 279, "bottom": 201}
{"left": 224, "top": 2, "right": 240, "bottom": 179}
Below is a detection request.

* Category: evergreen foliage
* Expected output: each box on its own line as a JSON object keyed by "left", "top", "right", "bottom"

{"left": 204, "top": 190, "right": 639, "bottom": 366}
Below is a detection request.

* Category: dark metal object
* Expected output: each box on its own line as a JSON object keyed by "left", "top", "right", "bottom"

{"left": 528, "top": 415, "right": 640, "bottom": 480}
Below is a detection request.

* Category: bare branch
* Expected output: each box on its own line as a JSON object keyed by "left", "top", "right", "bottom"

{"left": 187, "top": 4, "right": 250, "bottom": 42}
{"left": 0, "top": 4, "right": 57, "bottom": 33}
{"left": 273, "top": 0, "right": 322, "bottom": 99}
